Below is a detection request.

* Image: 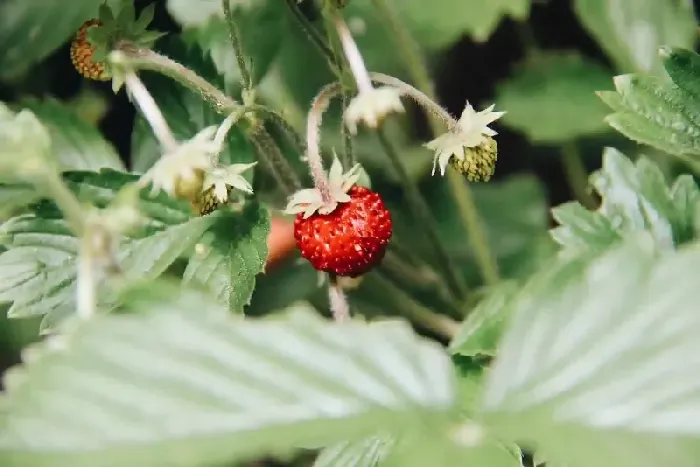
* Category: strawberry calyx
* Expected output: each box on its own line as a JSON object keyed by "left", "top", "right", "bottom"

{"left": 83, "top": 2, "right": 166, "bottom": 78}
{"left": 284, "top": 156, "right": 362, "bottom": 219}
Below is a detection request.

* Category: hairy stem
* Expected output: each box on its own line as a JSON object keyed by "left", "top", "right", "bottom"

{"left": 116, "top": 45, "right": 240, "bottom": 116}
{"left": 249, "top": 125, "right": 302, "bottom": 196}
{"left": 283, "top": 0, "right": 339, "bottom": 73}
{"left": 222, "top": 0, "right": 253, "bottom": 91}
{"left": 41, "top": 171, "right": 86, "bottom": 235}
{"left": 376, "top": 128, "right": 470, "bottom": 299}
{"left": 341, "top": 93, "right": 355, "bottom": 166}
{"left": 251, "top": 105, "right": 307, "bottom": 156}
{"left": 561, "top": 141, "right": 597, "bottom": 210}
{"left": 124, "top": 71, "right": 178, "bottom": 152}
{"left": 76, "top": 239, "right": 97, "bottom": 320}
{"left": 331, "top": 12, "right": 373, "bottom": 93}
{"left": 306, "top": 82, "right": 344, "bottom": 200}
{"left": 328, "top": 276, "right": 351, "bottom": 322}
{"left": 446, "top": 172, "right": 500, "bottom": 286}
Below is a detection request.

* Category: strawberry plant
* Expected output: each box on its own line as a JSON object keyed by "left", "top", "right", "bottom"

{"left": 1, "top": 0, "right": 700, "bottom": 467}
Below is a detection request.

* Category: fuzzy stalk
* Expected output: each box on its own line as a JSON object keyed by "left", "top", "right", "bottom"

{"left": 222, "top": 0, "right": 253, "bottom": 91}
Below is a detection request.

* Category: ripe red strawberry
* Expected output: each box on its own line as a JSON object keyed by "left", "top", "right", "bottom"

{"left": 293, "top": 185, "right": 392, "bottom": 277}
{"left": 71, "top": 19, "right": 110, "bottom": 81}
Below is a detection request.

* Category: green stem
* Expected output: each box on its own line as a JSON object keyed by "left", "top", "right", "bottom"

{"left": 341, "top": 93, "right": 354, "bottom": 166}
{"left": 116, "top": 45, "right": 240, "bottom": 116}
{"left": 41, "top": 171, "right": 85, "bottom": 235}
{"left": 376, "top": 128, "right": 470, "bottom": 299}
{"left": 283, "top": 0, "right": 339, "bottom": 74}
{"left": 364, "top": 272, "right": 460, "bottom": 341}
{"left": 561, "top": 141, "right": 597, "bottom": 210}
{"left": 250, "top": 105, "right": 307, "bottom": 157}
{"left": 249, "top": 125, "right": 302, "bottom": 196}
{"left": 370, "top": 2, "right": 501, "bottom": 286}
{"left": 446, "top": 171, "right": 500, "bottom": 286}
{"left": 222, "top": 0, "right": 253, "bottom": 91}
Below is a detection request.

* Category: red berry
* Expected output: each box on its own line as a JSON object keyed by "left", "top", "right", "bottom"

{"left": 293, "top": 185, "right": 392, "bottom": 277}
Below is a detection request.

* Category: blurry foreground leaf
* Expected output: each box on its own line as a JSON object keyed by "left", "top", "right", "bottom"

{"left": 481, "top": 237, "right": 700, "bottom": 467}
{"left": 0, "top": 282, "right": 457, "bottom": 467}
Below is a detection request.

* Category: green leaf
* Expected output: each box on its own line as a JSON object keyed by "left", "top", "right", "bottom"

{"left": 314, "top": 435, "right": 396, "bottom": 467}
{"left": 550, "top": 147, "right": 700, "bottom": 254}
{"left": 599, "top": 68, "right": 700, "bottom": 157}
{"left": 19, "top": 99, "right": 124, "bottom": 171}
{"left": 0, "top": 282, "right": 457, "bottom": 467}
{"left": 573, "top": 0, "right": 697, "bottom": 73}
{"left": 183, "top": 203, "right": 270, "bottom": 313}
{"left": 389, "top": 0, "right": 531, "bottom": 46}
{"left": 177, "top": 1, "right": 287, "bottom": 87}
{"left": 448, "top": 281, "right": 519, "bottom": 357}
{"left": 496, "top": 52, "right": 613, "bottom": 143}
{"left": 480, "top": 236, "right": 700, "bottom": 467}
{"left": 131, "top": 37, "right": 255, "bottom": 173}
{"left": 0, "top": 169, "right": 215, "bottom": 332}
{"left": 0, "top": 0, "right": 109, "bottom": 79}
{"left": 662, "top": 46, "right": 700, "bottom": 101}
{"left": 0, "top": 183, "right": 42, "bottom": 218}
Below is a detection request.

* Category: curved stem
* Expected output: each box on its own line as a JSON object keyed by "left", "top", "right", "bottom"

{"left": 251, "top": 105, "right": 307, "bottom": 156}
{"left": 331, "top": 12, "right": 373, "bottom": 93}
{"left": 561, "top": 141, "right": 597, "bottom": 210}
{"left": 307, "top": 82, "right": 344, "bottom": 200}
{"left": 124, "top": 71, "right": 178, "bottom": 153}
{"left": 116, "top": 44, "right": 241, "bottom": 116}
{"left": 370, "top": 72, "right": 455, "bottom": 130}
{"left": 222, "top": 0, "right": 253, "bottom": 90}
{"left": 376, "top": 129, "right": 470, "bottom": 300}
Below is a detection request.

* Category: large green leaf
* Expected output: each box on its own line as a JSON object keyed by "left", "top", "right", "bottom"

{"left": 480, "top": 236, "right": 700, "bottom": 467}
{"left": 0, "top": 169, "right": 214, "bottom": 332}
{"left": 496, "top": 52, "right": 613, "bottom": 143}
{"left": 0, "top": 0, "right": 118, "bottom": 79}
{"left": 19, "top": 99, "right": 124, "bottom": 171}
{"left": 599, "top": 47, "right": 700, "bottom": 158}
{"left": 448, "top": 281, "right": 519, "bottom": 357}
{"left": 183, "top": 203, "right": 270, "bottom": 313}
{"left": 0, "top": 282, "right": 457, "bottom": 467}
{"left": 574, "top": 0, "right": 696, "bottom": 74}
{"left": 130, "top": 37, "right": 256, "bottom": 173}
{"left": 314, "top": 435, "right": 396, "bottom": 467}
{"left": 171, "top": 0, "right": 287, "bottom": 87}
{"left": 550, "top": 147, "right": 700, "bottom": 255}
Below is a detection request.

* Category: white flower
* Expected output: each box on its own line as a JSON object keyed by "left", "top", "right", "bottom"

{"left": 141, "top": 125, "right": 219, "bottom": 199}
{"left": 344, "top": 86, "right": 404, "bottom": 134}
{"left": 426, "top": 102, "right": 505, "bottom": 176}
{"left": 284, "top": 156, "right": 361, "bottom": 218}
{"left": 202, "top": 162, "right": 258, "bottom": 203}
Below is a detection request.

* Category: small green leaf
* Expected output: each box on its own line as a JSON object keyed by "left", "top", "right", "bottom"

{"left": 573, "top": 0, "right": 697, "bottom": 73}
{"left": 480, "top": 236, "right": 700, "bottom": 467}
{"left": 0, "top": 282, "right": 457, "bottom": 467}
{"left": 131, "top": 37, "right": 255, "bottom": 173}
{"left": 0, "top": 0, "right": 107, "bottom": 79}
{"left": 20, "top": 99, "right": 124, "bottom": 171}
{"left": 183, "top": 203, "right": 270, "bottom": 313}
{"left": 551, "top": 147, "right": 700, "bottom": 254}
{"left": 448, "top": 281, "right": 519, "bottom": 357}
{"left": 0, "top": 169, "right": 214, "bottom": 332}
{"left": 496, "top": 52, "right": 613, "bottom": 143}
